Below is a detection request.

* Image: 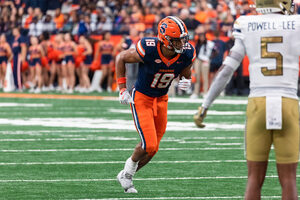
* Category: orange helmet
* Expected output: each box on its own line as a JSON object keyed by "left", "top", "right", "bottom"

{"left": 157, "top": 16, "right": 189, "bottom": 53}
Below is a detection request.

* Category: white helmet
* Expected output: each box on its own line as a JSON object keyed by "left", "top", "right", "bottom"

{"left": 256, "top": 0, "right": 295, "bottom": 14}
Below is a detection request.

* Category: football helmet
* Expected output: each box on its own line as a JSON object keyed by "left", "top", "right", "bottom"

{"left": 256, "top": 0, "right": 294, "bottom": 14}
{"left": 157, "top": 16, "right": 189, "bottom": 53}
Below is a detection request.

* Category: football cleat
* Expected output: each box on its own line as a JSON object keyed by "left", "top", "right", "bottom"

{"left": 117, "top": 170, "right": 138, "bottom": 193}
{"left": 193, "top": 106, "right": 207, "bottom": 128}
{"left": 124, "top": 186, "right": 138, "bottom": 193}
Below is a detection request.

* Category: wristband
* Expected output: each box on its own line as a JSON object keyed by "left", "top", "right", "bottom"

{"left": 117, "top": 77, "right": 126, "bottom": 85}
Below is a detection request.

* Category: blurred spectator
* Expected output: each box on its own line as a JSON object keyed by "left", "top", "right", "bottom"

{"left": 180, "top": 8, "right": 197, "bottom": 30}
{"left": 0, "top": 0, "right": 261, "bottom": 95}
{"left": 42, "top": 15, "right": 55, "bottom": 33}
{"left": 11, "top": 27, "right": 27, "bottom": 90}
{"left": 28, "top": 16, "right": 43, "bottom": 36}
{"left": 61, "top": 0, "right": 73, "bottom": 14}
{"left": 22, "top": 6, "right": 34, "bottom": 29}
{"left": 54, "top": 8, "right": 64, "bottom": 31}
{"left": 76, "top": 14, "right": 89, "bottom": 36}
{"left": 209, "top": 31, "right": 227, "bottom": 83}
{"left": 225, "top": 34, "right": 246, "bottom": 96}
{"left": 191, "top": 25, "right": 215, "bottom": 99}
{"left": 62, "top": 13, "right": 74, "bottom": 33}
{"left": 143, "top": 7, "right": 157, "bottom": 31}
{"left": 171, "top": 1, "right": 180, "bottom": 16}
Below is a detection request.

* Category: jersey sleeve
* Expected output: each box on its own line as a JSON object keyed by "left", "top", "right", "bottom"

{"left": 232, "top": 16, "right": 245, "bottom": 40}
{"left": 136, "top": 37, "right": 158, "bottom": 63}
{"left": 184, "top": 43, "right": 196, "bottom": 65}
{"left": 136, "top": 38, "right": 147, "bottom": 62}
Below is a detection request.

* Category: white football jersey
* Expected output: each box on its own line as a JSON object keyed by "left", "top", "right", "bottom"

{"left": 233, "top": 14, "right": 300, "bottom": 99}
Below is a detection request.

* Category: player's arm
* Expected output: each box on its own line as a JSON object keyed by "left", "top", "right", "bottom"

{"left": 177, "top": 63, "right": 193, "bottom": 91}
{"left": 116, "top": 48, "right": 143, "bottom": 105}
{"left": 5, "top": 43, "right": 12, "bottom": 61}
{"left": 179, "top": 63, "right": 193, "bottom": 79}
{"left": 194, "top": 38, "right": 246, "bottom": 128}
{"left": 178, "top": 44, "right": 196, "bottom": 91}
{"left": 84, "top": 40, "right": 92, "bottom": 56}
{"left": 72, "top": 42, "right": 77, "bottom": 55}
{"left": 94, "top": 41, "right": 101, "bottom": 61}
{"left": 20, "top": 42, "right": 27, "bottom": 62}
{"left": 39, "top": 45, "right": 46, "bottom": 57}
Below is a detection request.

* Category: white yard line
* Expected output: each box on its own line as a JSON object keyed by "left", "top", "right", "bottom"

{"left": 0, "top": 147, "right": 244, "bottom": 153}
{"left": 109, "top": 109, "right": 245, "bottom": 115}
{"left": 0, "top": 136, "right": 244, "bottom": 143}
{"left": 0, "top": 160, "right": 276, "bottom": 165}
{"left": 0, "top": 118, "right": 245, "bottom": 131}
{"left": 78, "top": 196, "right": 285, "bottom": 200}
{"left": 168, "top": 97, "right": 248, "bottom": 104}
{"left": 0, "top": 103, "right": 52, "bottom": 107}
{"left": 0, "top": 175, "right": 294, "bottom": 183}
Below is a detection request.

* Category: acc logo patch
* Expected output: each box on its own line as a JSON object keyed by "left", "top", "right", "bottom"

{"left": 160, "top": 23, "right": 168, "bottom": 35}
{"left": 155, "top": 59, "right": 162, "bottom": 63}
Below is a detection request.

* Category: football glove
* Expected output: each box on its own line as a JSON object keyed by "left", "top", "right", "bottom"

{"left": 193, "top": 106, "right": 207, "bottom": 128}
{"left": 119, "top": 88, "right": 134, "bottom": 105}
{"left": 178, "top": 77, "right": 191, "bottom": 91}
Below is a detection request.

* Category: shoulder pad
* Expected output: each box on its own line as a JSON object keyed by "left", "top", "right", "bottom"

{"left": 136, "top": 37, "right": 158, "bottom": 61}
{"left": 232, "top": 16, "right": 245, "bottom": 40}
{"left": 183, "top": 43, "right": 196, "bottom": 63}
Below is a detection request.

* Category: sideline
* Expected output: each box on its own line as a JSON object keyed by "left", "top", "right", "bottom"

{"left": 0, "top": 93, "right": 117, "bottom": 101}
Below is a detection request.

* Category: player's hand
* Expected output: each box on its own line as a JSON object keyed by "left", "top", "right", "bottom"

{"left": 193, "top": 106, "right": 207, "bottom": 128}
{"left": 178, "top": 77, "right": 191, "bottom": 91}
{"left": 119, "top": 88, "right": 134, "bottom": 105}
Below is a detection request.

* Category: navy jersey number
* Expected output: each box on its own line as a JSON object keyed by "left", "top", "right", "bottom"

{"left": 150, "top": 73, "right": 175, "bottom": 88}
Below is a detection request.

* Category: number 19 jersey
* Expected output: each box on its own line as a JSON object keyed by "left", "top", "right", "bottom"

{"left": 233, "top": 14, "right": 300, "bottom": 99}
{"left": 135, "top": 37, "right": 196, "bottom": 97}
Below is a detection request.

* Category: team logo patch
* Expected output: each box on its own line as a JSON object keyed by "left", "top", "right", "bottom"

{"left": 155, "top": 59, "right": 162, "bottom": 63}
{"left": 160, "top": 23, "right": 168, "bottom": 35}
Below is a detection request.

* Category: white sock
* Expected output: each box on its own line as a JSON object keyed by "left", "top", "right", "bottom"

{"left": 124, "top": 156, "right": 139, "bottom": 176}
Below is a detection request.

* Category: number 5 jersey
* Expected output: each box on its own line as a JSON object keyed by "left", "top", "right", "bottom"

{"left": 233, "top": 14, "right": 300, "bottom": 99}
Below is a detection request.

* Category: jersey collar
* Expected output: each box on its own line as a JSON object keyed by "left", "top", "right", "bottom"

{"left": 157, "top": 42, "right": 180, "bottom": 67}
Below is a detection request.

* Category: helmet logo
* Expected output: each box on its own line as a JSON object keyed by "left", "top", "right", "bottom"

{"left": 160, "top": 23, "right": 168, "bottom": 35}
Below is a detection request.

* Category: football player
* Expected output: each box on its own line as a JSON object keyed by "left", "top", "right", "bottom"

{"left": 193, "top": 0, "right": 300, "bottom": 199}
{"left": 116, "top": 16, "right": 196, "bottom": 193}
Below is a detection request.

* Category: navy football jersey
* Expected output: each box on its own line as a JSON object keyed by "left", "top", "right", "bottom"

{"left": 11, "top": 36, "right": 26, "bottom": 55}
{"left": 135, "top": 37, "right": 196, "bottom": 97}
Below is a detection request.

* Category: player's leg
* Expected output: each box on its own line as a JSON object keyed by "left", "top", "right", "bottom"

{"left": 191, "top": 58, "right": 201, "bottom": 97}
{"left": 153, "top": 95, "right": 168, "bottom": 155}
{"left": 273, "top": 97, "right": 299, "bottom": 200}
{"left": 0, "top": 61, "right": 5, "bottom": 87}
{"left": 276, "top": 163, "right": 298, "bottom": 200}
{"left": 136, "top": 95, "right": 169, "bottom": 171}
{"left": 29, "top": 63, "right": 36, "bottom": 92}
{"left": 117, "top": 89, "right": 157, "bottom": 193}
{"left": 245, "top": 161, "right": 268, "bottom": 200}
{"left": 201, "top": 60, "right": 210, "bottom": 94}
{"left": 12, "top": 56, "right": 18, "bottom": 89}
{"left": 244, "top": 97, "right": 272, "bottom": 200}
{"left": 68, "top": 60, "right": 75, "bottom": 91}
{"left": 82, "top": 63, "right": 90, "bottom": 89}
{"left": 49, "top": 61, "right": 56, "bottom": 90}
{"left": 99, "top": 64, "right": 107, "bottom": 90}
{"left": 35, "top": 62, "right": 43, "bottom": 92}
{"left": 107, "top": 63, "right": 113, "bottom": 92}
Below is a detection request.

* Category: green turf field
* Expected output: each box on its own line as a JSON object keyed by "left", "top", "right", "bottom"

{"left": 0, "top": 93, "right": 296, "bottom": 199}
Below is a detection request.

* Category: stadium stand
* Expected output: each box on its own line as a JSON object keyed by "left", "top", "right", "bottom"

{"left": 0, "top": 0, "right": 299, "bottom": 95}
